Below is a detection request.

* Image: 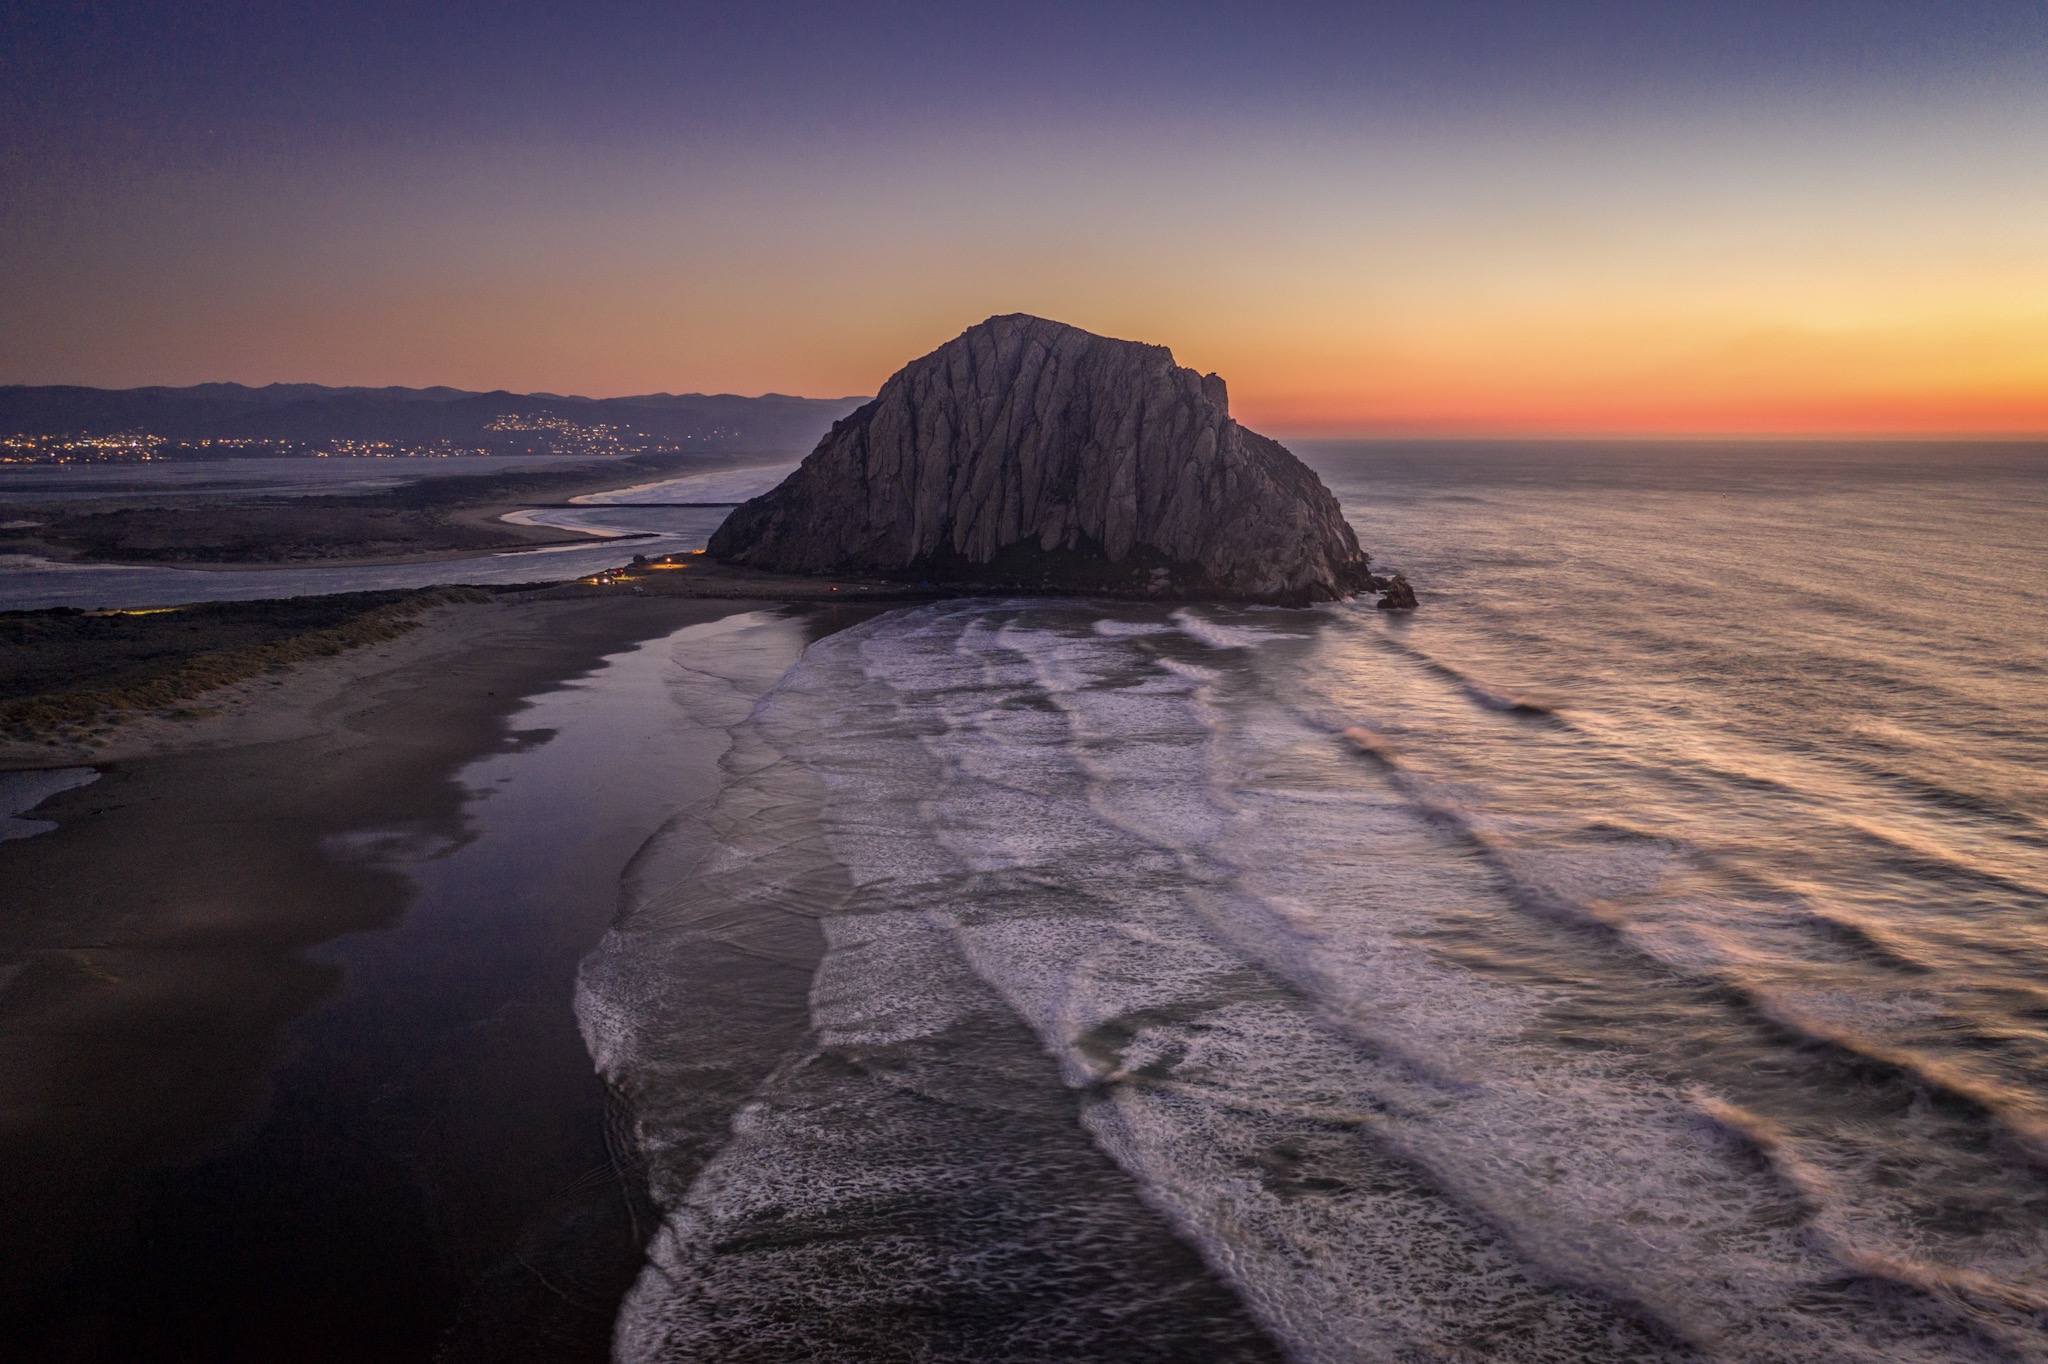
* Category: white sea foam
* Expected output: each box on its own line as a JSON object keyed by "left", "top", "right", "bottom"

{"left": 597, "top": 600, "right": 2048, "bottom": 1362}
{"left": 1167, "top": 606, "right": 1291, "bottom": 651}
{"left": 1091, "top": 617, "right": 1177, "bottom": 637}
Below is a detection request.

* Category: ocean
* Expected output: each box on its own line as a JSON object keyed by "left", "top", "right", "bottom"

{"left": 577, "top": 441, "right": 2048, "bottom": 1362}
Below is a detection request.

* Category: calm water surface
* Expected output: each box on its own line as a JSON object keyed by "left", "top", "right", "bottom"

{"left": 581, "top": 441, "right": 2048, "bottom": 1361}
{"left": 0, "top": 456, "right": 791, "bottom": 610}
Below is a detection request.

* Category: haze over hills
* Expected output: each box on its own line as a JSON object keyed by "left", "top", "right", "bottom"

{"left": 0, "top": 383, "right": 869, "bottom": 451}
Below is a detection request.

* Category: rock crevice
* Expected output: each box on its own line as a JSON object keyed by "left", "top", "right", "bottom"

{"left": 708, "top": 314, "right": 1389, "bottom": 605}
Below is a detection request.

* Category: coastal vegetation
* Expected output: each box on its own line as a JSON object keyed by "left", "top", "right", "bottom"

{"left": 0, "top": 587, "right": 490, "bottom": 742}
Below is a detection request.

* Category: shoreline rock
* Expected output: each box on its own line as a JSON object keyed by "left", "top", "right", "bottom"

{"left": 709, "top": 315, "right": 1393, "bottom": 607}
{"left": 1375, "top": 572, "right": 1418, "bottom": 611}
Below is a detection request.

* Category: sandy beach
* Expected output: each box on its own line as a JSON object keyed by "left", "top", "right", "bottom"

{"left": 0, "top": 590, "right": 804, "bottom": 1360}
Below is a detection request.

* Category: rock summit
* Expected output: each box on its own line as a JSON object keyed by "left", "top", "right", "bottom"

{"left": 708, "top": 315, "right": 1398, "bottom": 606}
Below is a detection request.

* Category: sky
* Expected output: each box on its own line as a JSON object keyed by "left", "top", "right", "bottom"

{"left": 3, "top": 0, "right": 2046, "bottom": 435}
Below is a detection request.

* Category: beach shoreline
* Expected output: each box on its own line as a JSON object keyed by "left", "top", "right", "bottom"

{"left": 0, "top": 590, "right": 790, "bottom": 1360}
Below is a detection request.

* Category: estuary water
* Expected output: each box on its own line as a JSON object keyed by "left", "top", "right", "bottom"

{"left": 578, "top": 442, "right": 2048, "bottom": 1362}
{"left": 0, "top": 455, "right": 792, "bottom": 610}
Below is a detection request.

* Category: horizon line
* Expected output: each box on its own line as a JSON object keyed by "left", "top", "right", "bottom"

{"left": 1267, "top": 430, "right": 2048, "bottom": 443}
{"left": 5, "top": 379, "right": 2045, "bottom": 444}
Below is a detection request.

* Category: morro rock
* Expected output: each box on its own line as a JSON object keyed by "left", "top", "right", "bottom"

{"left": 707, "top": 314, "right": 1383, "bottom": 605}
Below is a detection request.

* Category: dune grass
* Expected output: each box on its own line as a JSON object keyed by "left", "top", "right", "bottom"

{"left": 0, "top": 586, "right": 491, "bottom": 742}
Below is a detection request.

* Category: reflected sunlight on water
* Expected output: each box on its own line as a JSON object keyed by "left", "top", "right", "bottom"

{"left": 584, "top": 441, "right": 2048, "bottom": 1362}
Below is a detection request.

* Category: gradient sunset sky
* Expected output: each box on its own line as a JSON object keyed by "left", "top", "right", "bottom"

{"left": 3, "top": 1, "right": 2045, "bottom": 435}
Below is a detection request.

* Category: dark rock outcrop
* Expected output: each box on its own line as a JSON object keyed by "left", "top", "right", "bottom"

{"left": 708, "top": 315, "right": 1382, "bottom": 605}
{"left": 1375, "top": 573, "right": 1417, "bottom": 611}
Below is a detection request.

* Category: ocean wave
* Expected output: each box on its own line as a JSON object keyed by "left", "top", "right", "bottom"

{"left": 589, "top": 601, "right": 2048, "bottom": 1361}
{"left": 1734, "top": 983, "right": 2048, "bottom": 1169}
{"left": 856, "top": 605, "right": 2015, "bottom": 1358}
{"left": 1167, "top": 607, "right": 1294, "bottom": 652}
{"left": 1360, "top": 629, "right": 1569, "bottom": 721}
{"left": 1690, "top": 1091, "right": 2048, "bottom": 1358}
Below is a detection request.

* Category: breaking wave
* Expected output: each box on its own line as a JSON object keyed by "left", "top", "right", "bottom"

{"left": 580, "top": 598, "right": 2048, "bottom": 1362}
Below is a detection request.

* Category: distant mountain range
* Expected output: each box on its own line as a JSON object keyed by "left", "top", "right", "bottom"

{"left": 0, "top": 383, "right": 870, "bottom": 451}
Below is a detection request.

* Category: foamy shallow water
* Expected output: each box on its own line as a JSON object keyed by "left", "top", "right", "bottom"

{"left": 580, "top": 443, "right": 2048, "bottom": 1362}
{"left": 0, "top": 767, "right": 98, "bottom": 841}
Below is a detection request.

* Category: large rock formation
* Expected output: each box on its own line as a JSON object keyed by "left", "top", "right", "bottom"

{"left": 708, "top": 314, "right": 1387, "bottom": 605}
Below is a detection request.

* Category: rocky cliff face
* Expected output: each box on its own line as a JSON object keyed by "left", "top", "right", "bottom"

{"left": 708, "top": 315, "right": 1385, "bottom": 606}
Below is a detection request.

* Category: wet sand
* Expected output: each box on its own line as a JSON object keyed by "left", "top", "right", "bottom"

{"left": 0, "top": 592, "right": 818, "bottom": 1361}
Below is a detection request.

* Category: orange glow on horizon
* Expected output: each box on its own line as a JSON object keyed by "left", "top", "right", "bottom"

{"left": 7, "top": 105, "right": 2046, "bottom": 439}
{"left": 1234, "top": 386, "right": 2048, "bottom": 439}
{"left": 1228, "top": 375, "right": 2048, "bottom": 438}
{"left": 1191, "top": 308, "right": 2048, "bottom": 438}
